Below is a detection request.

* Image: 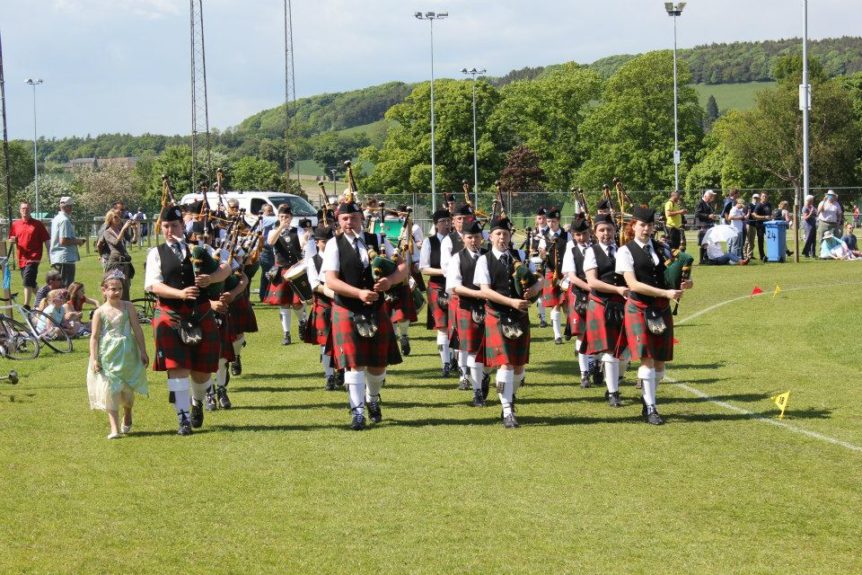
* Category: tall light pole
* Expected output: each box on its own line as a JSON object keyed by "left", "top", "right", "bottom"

{"left": 461, "top": 67, "right": 485, "bottom": 208}
{"left": 665, "top": 2, "right": 685, "bottom": 193}
{"left": 798, "top": 0, "right": 810, "bottom": 264}
{"left": 415, "top": 10, "right": 447, "bottom": 213}
{"left": 25, "top": 78, "right": 43, "bottom": 217}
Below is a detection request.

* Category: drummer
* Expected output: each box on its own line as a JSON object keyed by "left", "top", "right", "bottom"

{"left": 265, "top": 204, "right": 306, "bottom": 345}
{"left": 474, "top": 215, "right": 543, "bottom": 428}
{"left": 538, "top": 208, "right": 568, "bottom": 344}
{"left": 440, "top": 203, "right": 474, "bottom": 388}
{"left": 419, "top": 209, "right": 454, "bottom": 377}
{"left": 305, "top": 226, "right": 338, "bottom": 390}
{"left": 616, "top": 206, "right": 690, "bottom": 425}
{"left": 321, "top": 197, "right": 405, "bottom": 430}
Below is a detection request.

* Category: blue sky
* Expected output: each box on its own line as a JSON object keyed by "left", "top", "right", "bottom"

{"left": 1, "top": 0, "right": 858, "bottom": 140}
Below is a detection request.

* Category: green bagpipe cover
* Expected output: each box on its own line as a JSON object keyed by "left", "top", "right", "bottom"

{"left": 664, "top": 248, "right": 694, "bottom": 289}
{"left": 512, "top": 261, "right": 541, "bottom": 303}
{"left": 190, "top": 244, "right": 224, "bottom": 299}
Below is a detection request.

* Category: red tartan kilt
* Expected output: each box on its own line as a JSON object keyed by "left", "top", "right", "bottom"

{"left": 447, "top": 294, "right": 460, "bottom": 346}
{"left": 303, "top": 297, "right": 331, "bottom": 346}
{"left": 624, "top": 298, "right": 674, "bottom": 362}
{"left": 567, "top": 287, "right": 587, "bottom": 337}
{"left": 426, "top": 283, "right": 448, "bottom": 330}
{"left": 330, "top": 303, "right": 403, "bottom": 369}
{"left": 228, "top": 294, "right": 258, "bottom": 334}
{"left": 152, "top": 302, "right": 220, "bottom": 373}
{"left": 387, "top": 283, "right": 418, "bottom": 324}
{"left": 483, "top": 305, "right": 530, "bottom": 368}
{"left": 455, "top": 305, "right": 485, "bottom": 358}
{"left": 542, "top": 271, "right": 564, "bottom": 307}
{"left": 264, "top": 269, "right": 304, "bottom": 308}
{"left": 217, "top": 312, "right": 236, "bottom": 362}
{"left": 583, "top": 294, "right": 626, "bottom": 356}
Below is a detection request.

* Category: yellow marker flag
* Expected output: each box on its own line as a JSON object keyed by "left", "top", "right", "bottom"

{"left": 771, "top": 391, "right": 790, "bottom": 419}
{"left": 773, "top": 285, "right": 782, "bottom": 299}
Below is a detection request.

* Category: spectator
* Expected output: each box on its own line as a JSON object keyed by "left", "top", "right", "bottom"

{"left": 841, "top": 223, "right": 858, "bottom": 252}
{"left": 853, "top": 204, "right": 860, "bottom": 229}
{"left": 752, "top": 191, "right": 773, "bottom": 261}
{"left": 817, "top": 190, "right": 842, "bottom": 246}
{"left": 100, "top": 210, "right": 136, "bottom": 300}
{"left": 820, "top": 231, "right": 859, "bottom": 260}
{"left": 664, "top": 190, "right": 687, "bottom": 250}
{"left": 744, "top": 193, "right": 760, "bottom": 260}
{"left": 7, "top": 201, "right": 50, "bottom": 309}
{"left": 720, "top": 188, "right": 740, "bottom": 222}
{"left": 36, "top": 288, "right": 77, "bottom": 338}
{"left": 64, "top": 281, "right": 99, "bottom": 337}
{"left": 34, "top": 269, "right": 64, "bottom": 309}
{"left": 132, "top": 207, "right": 147, "bottom": 245}
{"left": 801, "top": 194, "right": 818, "bottom": 258}
{"left": 704, "top": 239, "right": 749, "bottom": 266}
{"left": 49, "top": 196, "right": 85, "bottom": 286}
{"left": 726, "top": 199, "right": 747, "bottom": 257}
{"left": 695, "top": 189, "right": 719, "bottom": 264}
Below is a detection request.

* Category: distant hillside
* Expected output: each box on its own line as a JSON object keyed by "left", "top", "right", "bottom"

{"left": 693, "top": 81, "right": 776, "bottom": 112}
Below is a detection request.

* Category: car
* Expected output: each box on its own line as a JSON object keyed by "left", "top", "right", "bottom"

{"left": 178, "top": 191, "right": 318, "bottom": 228}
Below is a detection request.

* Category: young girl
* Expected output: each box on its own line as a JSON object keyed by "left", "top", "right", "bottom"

{"left": 64, "top": 282, "right": 99, "bottom": 337}
{"left": 86, "top": 271, "right": 149, "bottom": 439}
{"left": 36, "top": 289, "right": 77, "bottom": 338}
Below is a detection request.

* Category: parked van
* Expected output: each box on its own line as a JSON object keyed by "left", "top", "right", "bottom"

{"left": 179, "top": 191, "right": 318, "bottom": 228}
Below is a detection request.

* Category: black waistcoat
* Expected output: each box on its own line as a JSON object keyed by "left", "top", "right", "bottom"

{"left": 626, "top": 240, "right": 668, "bottom": 304}
{"left": 547, "top": 230, "right": 569, "bottom": 273}
{"left": 591, "top": 244, "right": 625, "bottom": 298}
{"left": 156, "top": 243, "right": 206, "bottom": 307}
{"left": 427, "top": 235, "right": 444, "bottom": 286}
{"left": 457, "top": 249, "right": 481, "bottom": 309}
{"left": 448, "top": 231, "right": 465, "bottom": 256}
{"left": 334, "top": 233, "right": 381, "bottom": 312}
{"left": 486, "top": 251, "right": 515, "bottom": 313}
{"left": 312, "top": 253, "right": 331, "bottom": 304}
{"left": 274, "top": 228, "right": 302, "bottom": 267}
{"left": 571, "top": 243, "right": 588, "bottom": 288}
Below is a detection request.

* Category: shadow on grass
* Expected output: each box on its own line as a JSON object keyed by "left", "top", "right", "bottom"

{"left": 236, "top": 385, "right": 324, "bottom": 393}
{"left": 669, "top": 361, "right": 728, "bottom": 370}
{"left": 665, "top": 407, "right": 832, "bottom": 423}
{"left": 129, "top": 428, "right": 216, "bottom": 437}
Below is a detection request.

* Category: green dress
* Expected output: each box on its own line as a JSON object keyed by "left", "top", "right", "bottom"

{"left": 86, "top": 305, "right": 148, "bottom": 411}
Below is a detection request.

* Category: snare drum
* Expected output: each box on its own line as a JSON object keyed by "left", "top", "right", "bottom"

{"left": 284, "top": 261, "right": 313, "bottom": 302}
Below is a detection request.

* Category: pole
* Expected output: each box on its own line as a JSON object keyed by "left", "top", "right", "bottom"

{"left": 471, "top": 76, "right": 479, "bottom": 207}
{"left": 30, "top": 82, "right": 39, "bottom": 217}
{"left": 429, "top": 18, "right": 437, "bottom": 214}
{"left": 798, "top": 0, "right": 809, "bottom": 264}
{"left": 0, "top": 31, "right": 12, "bottom": 224}
{"left": 672, "top": 13, "right": 680, "bottom": 193}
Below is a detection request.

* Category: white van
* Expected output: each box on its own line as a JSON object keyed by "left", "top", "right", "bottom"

{"left": 179, "top": 191, "right": 318, "bottom": 228}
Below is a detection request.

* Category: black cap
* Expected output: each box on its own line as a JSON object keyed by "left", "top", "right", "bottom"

{"left": 596, "top": 199, "right": 611, "bottom": 211}
{"left": 433, "top": 209, "right": 451, "bottom": 223}
{"left": 631, "top": 206, "right": 656, "bottom": 224}
{"left": 184, "top": 201, "right": 203, "bottom": 214}
{"left": 594, "top": 213, "right": 615, "bottom": 227}
{"left": 314, "top": 226, "right": 334, "bottom": 241}
{"left": 464, "top": 220, "right": 483, "bottom": 235}
{"left": 444, "top": 193, "right": 456, "bottom": 203}
{"left": 547, "top": 208, "right": 561, "bottom": 220}
{"left": 454, "top": 203, "right": 474, "bottom": 216}
{"left": 397, "top": 204, "right": 408, "bottom": 212}
{"left": 160, "top": 206, "right": 183, "bottom": 222}
{"left": 490, "top": 216, "right": 512, "bottom": 232}
{"left": 189, "top": 220, "right": 205, "bottom": 235}
{"left": 336, "top": 200, "right": 362, "bottom": 216}
{"left": 536, "top": 207, "right": 547, "bottom": 216}
{"left": 571, "top": 216, "right": 590, "bottom": 233}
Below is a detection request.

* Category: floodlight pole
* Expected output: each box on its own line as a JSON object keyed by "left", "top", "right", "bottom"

{"left": 415, "top": 11, "right": 448, "bottom": 213}
{"left": 665, "top": 3, "right": 685, "bottom": 193}
{"left": 25, "top": 78, "right": 43, "bottom": 217}
{"left": 797, "top": 0, "right": 809, "bottom": 264}
{"left": 461, "top": 67, "right": 485, "bottom": 207}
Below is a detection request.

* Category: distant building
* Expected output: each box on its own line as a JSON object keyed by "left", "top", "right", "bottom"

{"left": 63, "top": 156, "right": 138, "bottom": 171}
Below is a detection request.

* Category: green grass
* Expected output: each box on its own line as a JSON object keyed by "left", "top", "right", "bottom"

{"left": 2, "top": 234, "right": 862, "bottom": 574}
{"left": 694, "top": 81, "right": 776, "bottom": 112}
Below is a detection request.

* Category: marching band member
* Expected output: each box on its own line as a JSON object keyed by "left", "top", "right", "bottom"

{"left": 474, "top": 215, "right": 543, "bottom": 428}
{"left": 441, "top": 204, "right": 474, "bottom": 388}
{"left": 582, "top": 214, "right": 628, "bottom": 408}
{"left": 396, "top": 203, "right": 426, "bottom": 356}
{"left": 265, "top": 204, "right": 306, "bottom": 345}
{"left": 539, "top": 208, "right": 568, "bottom": 344}
{"left": 305, "top": 226, "right": 338, "bottom": 390}
{"left": 322, "top": 199, "right": 405, "bottom": 430}
{"left": 420, "top": 209, "right": 455, "bottom": 378}
{"left": 144, "top": 206, "right": 230, "bottom": 436}
{"left": 533, "top": 207, "right": 549, "bottom": 328}
{"left": 560, "top": 215, "right": 597, "bottom": 388}
{"left": 616, "top": 206, "right": 690, "bottom": 425}
{"left": 446, "top": 219, "right": 489, "bottom": 407}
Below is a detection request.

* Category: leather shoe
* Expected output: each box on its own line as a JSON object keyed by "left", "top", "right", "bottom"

{"left": 205, "top": 391, "right": 218, "bottom": 412}
{"left": 554, "top": 337, "right": 563, "bottom": 345}
{"left": 645, "top": 407, "right": 664, "bottom": 425}
{"left": 458, "top": 375, "right": 471, "bottom": 391}
{"left": 217, "top": 387, "right": 232, "bottom": 409}
{"left": 481, "top": 373, "right": 490, "bottom": 400}
{"left": 325, "top": 375, "right": 337, "bottom": 391}
{"left": 177, "top": 414, "right": 192, "bottom": 436}
{"left": 282, "top": 332, "right": 291, "bottom": 345}
{"left": 502, "top": 413, "right": 519, "bottom": 428}
{"left": 351, "top": 412, "right": 366, "bottom": 431}
{"left": 230, "top": 355, "right": 242, "bottom": 376}
{"left": 472, "top": 389, "right": 486, "bottom": 407}
{"left": 400, "top": 336, "right": 411, "bottom": 356}
{"left": 367, "top": 401, "right": 382, "bottom": 424}
{"left": 580, "top": 372, "right": 591, "bottom": 388}
{"left": 606, "top": 390, "right": 622, "bottom": 407}
{"left": 190, "top": 400, "right": 204, "bottom": 428}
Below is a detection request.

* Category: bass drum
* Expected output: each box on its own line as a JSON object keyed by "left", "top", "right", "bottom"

{"left": 284, "top": 261, "right": 313, "bottom": 302}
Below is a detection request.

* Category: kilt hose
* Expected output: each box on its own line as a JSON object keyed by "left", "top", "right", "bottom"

{"left": 624, "top": 298, "right": 674, "bottom": 362}
{"left": 330, "top": 303, "right": 403, "bottom": 370}
{"left": 447, "top": 294, "right": 460, "bottom": 349}
{"left": 483, "top": 305, "right": 530, "bottom": 368}
{"left": 217, "top": 312, "right": 236, "bottom": 362}
{"left": 152, "top": 301, "right": 220, "bottom": 373}
{"left": 582, "top": 294, "right": 626, "bottom": 356}
{"left": 542, "top": 271, "right": 564, "bottom": 308}
{"left": 426, "top": 284, "right": 449, "bottom": 330}
{"left": 228, "top": 293, "right": 258, "bottom": 335}
{"left": 387, "top": 282, "right": 418, "bottom": 324}
{"left": 566, "top": 287, "right": 587, "bottom": 338}
{"left": 264, "top": 266, "right": 304, "bottom": 308}
{"left": 303, "top": 296, "right": 332, "bottom": 346}
{"left": 455, "top": 305, "right": 485, "bottom": 362}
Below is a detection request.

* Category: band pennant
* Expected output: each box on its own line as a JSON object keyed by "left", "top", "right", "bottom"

{"left": 771, "top": 391, "right": 790, "bottom": 419}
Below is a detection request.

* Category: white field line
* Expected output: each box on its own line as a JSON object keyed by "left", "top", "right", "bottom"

{"left": 667, "top": 280, "right": 862, "bottom": 454}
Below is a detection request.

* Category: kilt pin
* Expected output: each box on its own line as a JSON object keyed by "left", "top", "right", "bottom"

{"left": 624, "top": 297, "right": 674, "bottom": 362}
{"left": 330, "top": 303, "right": 403, "bottom": 370}
{"left": 582, "top": 294, "right": 626, "bottom": 356}
{"left": 152, "top": 301, "right": 220, "bottom": 373}
{"left": 482, "top": 305, "right": 530, "bottom": 368}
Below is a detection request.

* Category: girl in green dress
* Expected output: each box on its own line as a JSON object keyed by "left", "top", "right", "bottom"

{"left": 87, "top": 271, "right": 149, "bottom": 439}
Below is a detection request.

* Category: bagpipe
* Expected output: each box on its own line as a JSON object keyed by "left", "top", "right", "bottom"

{"left": 664, "top": 247, "right": 694, "bottom": 315}
{"left": 493, "top": 181, "right": 541, "bottom": 305}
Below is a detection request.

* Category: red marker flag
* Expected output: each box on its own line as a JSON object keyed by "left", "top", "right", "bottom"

{"left": 672, "top": 337, "right": 680, "bottom": 345}
{"left": 750, "top": 285, "right": 763, "bottom": 298}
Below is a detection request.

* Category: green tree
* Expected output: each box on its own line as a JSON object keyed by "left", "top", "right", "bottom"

{"left": 704, "top": 95, "right": 719, "bottom": 131}
{"left": 17, "top": 174, "right": 73, "bottom": 217}
{"left": 1, "top": 141, "right": 35, "bottom": 217}
{"left": 230, "top": 157, "right": 283, "bottom": 191}
{"left": 575, "top": 51, "right": 704, "bottom": 193}
{"left": 309, "top": 132, "right": 370, "bottom": 172}
{"left": 71, "top": 165, "right": 142, "bottom": 220}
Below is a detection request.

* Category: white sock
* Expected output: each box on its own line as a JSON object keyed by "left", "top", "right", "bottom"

{"left": 437, "top": 331, "right": 450, "bottom": 364}
{"left": 365, "top": 371, "right": 385, "bottom": 402}
{"left": 514, "top": 370, "right": 525, "bottom": 394}
{"left": 551, "top": 309, "right": 562, "bottom": 339}
{"left": 656, "top": 370, "right": 665, "bottom": 392}
{"left": 322, "top": 349, "right": 334, "bottom": 377}
{"left": 602, "top": 353, "right": 620, "bottom": 393}
{"left": 577, "top": 351, "right": 591, "bottom": 373}
{"left": 497, "top": 368, "right": 514, "bottom": 416}
{"left": 620, "top": 359, "right": 630, "bottom": 381}
{"left": 299, "top": 305, "right": 307, "bottom": 321}
{"left": 639, "top": 365, "right": 657, "bottom": 406}
{"left": 216, "top": 358, "right": 228, "bottom": 388}
{"left": 232, "top": 334, "right": 245, "bottom": 357}
{"left": 398, "top": 321, "right": 410, "bottom": 338}
{"left": 459, "top": 350, "right": 469, "bottom": 376}
{"left": 168, "top": 377, "right": 191, "bottom": 419}
{"left": 537, "top": 300, "right": 545, "bottom": 320}
{"left": 345, "top": 370, "right": 365, "bottom": 414}
{"left": 280, "top": 308, "right": 291, "bottom": 333}
{"left": 468, "top": 354, "right": 483, "bottom": 392}
{"left": 191, "top": 379, "right": 209, "bottom": 402}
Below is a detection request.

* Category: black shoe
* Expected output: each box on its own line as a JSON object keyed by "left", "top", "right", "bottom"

{"left": 591, "top": 364, "right": 603, "bottom": 388}
{"left": 325, "top": 375, "right": 337, "bottom": 391}
{"left": 449, "top": 356, "right": 459, "bottom": 375}
{"left": 337, "top": 370, "right": 346, "bottom": 388}
{"left": 298, "top": 319, "right": 307, "bottom": 337}
{"left": 502, "top": 413, "right": 519, "bottom": 428}
{"left": 539, "top": 319, "right": 548, "bottom": 328}
{"left": 645, "top": 405, "right": 664, "bottom": 425}
{"left": 367, "top": 401, "right": 382, "bottom": 424}
{"left": 442, "top": 364, "right": 451, "bottom": 379}
{"left": 458, "top": 375, "right": 471, "bottom": 391}
{"left": 481, "top": 373, "right": 490, "bottom": 400}
{"left": 230, "top": 355, "right": 242, "bottom": 376}
{"left": 204, "top": 391, "right": 218, "bottom": 412}
{"left": 400, "top": 336, "right": 411, "bottom": 357}
{"left": 472, "top": 389, "right": 486, "bottom": 407}
{"left": 554, "top": 337, "right": 563, "bottom": 345}
{"left": 351, "top": 412, "right": 366, "bottom": 431}
{"left": 217, "top": 387, "right": 232, "bottom": 409}
{"left": 580, "top": 372, "right": 591, "bottom": 389}
{"left": 606, "top": 390, "right": 622, "bottom": 407}
{"left": 23, "top": 304, "right": 31, "bottom": 312}
{"left": 282, "top": 332, "right": 291, "bottom": 345}
{"left": 640, "top": 397, "right": 648, "bottom": 417}
{"left": 177, "top": 413, "right": 192, "bottom": 436}
{"left": 190, "top": 399, "right": 204, "bottom": 428}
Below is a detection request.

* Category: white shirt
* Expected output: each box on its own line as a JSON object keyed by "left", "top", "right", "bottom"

{"left": 439, "top": 231, "right": 464, "bottom": 273}
{"left": 144, "top": 241, "right": 217, "bottom": 292}
{"left": 615, "top": 239, "right": 659, "bottom": 275}
{"left": 419, "top": 233, "right": 447, "bottom": 271}
{"left": 411, "top": 223, "right": 424, "bottom": 263}
{"left": 728, "top": 206, "right": 746, "bottom": 232}
{"left": 306, "top": 253, "right": 324, "bottom": 290}
{"left": 319, "top": 232, "right": 394, "bottom": 275}
{"left": 445, "top": 248, "right": 480, "bottom": 293}
{"left": 583, "top": 242, "right": 616, "bottom": 273}
{"left": 561, "top": 242, "right": 590, "bottom": 275}
{"left": 473, "top": 247, "right": 509, "bottom": 287}
{"left": 537, "top": 227, "right": 563, "bottom": 251}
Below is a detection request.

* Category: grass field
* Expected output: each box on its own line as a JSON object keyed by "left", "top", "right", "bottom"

{"left": 2, "top": 235, "right": 862, "bottom": 574}
{"left": 693, "top": 81, "right": 776, "bottom": 112}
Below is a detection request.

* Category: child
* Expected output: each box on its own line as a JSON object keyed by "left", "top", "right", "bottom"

{"left": 86, "top": 271, "right": 149, "bottom": 439}
{"left": 36, "top": 289, "right": 77, "bottom": 338}
{"left": 64, "top": 282, "right": 100, "bottom": 337}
